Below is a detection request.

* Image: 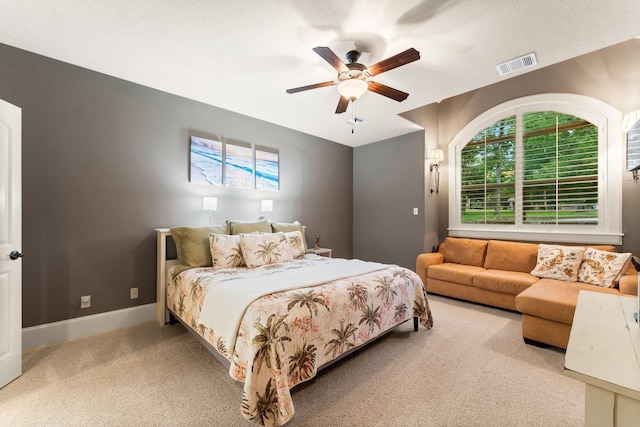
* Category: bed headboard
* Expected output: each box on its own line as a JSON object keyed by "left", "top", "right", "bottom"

{"left": 156, "top": 228, "right": 178, "bottom": 325}
{"left": 156, "top": 223, "right": 309, "bottom": 325}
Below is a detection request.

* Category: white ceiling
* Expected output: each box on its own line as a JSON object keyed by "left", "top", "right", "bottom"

{"left": 2, "top": 0, "right": 640, "bottom": 147}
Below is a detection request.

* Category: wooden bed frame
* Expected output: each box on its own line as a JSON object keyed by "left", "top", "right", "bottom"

{"left": 155, "top": 227, "right": 419, "bottom": 370}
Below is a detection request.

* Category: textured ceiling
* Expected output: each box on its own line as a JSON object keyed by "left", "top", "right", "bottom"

{"left": 2, "top": 0, "right": 640, "bottom": 146}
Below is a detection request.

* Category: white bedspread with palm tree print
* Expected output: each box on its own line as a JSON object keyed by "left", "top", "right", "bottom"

{"left": 198, "top": 257, "right": 389, "bottom": 357}
{"left": 167, "top": 255, "right": 433, "bottom": 426}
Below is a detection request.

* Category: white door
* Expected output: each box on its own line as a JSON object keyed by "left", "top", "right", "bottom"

{"left": 0, "top": 99, "right": 22, "bottom": 389}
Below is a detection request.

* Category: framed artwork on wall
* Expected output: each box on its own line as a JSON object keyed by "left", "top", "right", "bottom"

{"left": 189, "top": 136, "right": 279, "bottom": 190}
{"left": 255, "top": 146, "right": 279, "bottom": 191}
{"left": 225, "top": 142, "right": 254, "bottom": 189}
{"left": 190, "top": 136, "right": 222, "bottom": 185}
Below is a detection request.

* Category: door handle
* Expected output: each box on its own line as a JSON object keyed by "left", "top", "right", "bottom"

{"left": 9, "top": 251, "right": 23, "bottom": 260}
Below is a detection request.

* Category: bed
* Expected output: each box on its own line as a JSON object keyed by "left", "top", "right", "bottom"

{"left": 156, "top": 220, "right": 433, "bottom": 426}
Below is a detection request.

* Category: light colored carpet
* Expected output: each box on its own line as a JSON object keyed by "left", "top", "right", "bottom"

{"left": 0, "top": 295, "right": 584, "bottom": 426}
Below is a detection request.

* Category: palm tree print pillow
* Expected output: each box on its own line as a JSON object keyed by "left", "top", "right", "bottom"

{"left": 284, "top": 230, "right": 305, "bottom": 258}
{"left": 209, "top": 234, "right": 246, "bottom": 269}
{"left": 240, "top": 232, "right": 295, "bottom": 268}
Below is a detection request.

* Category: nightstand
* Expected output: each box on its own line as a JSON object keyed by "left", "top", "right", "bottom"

{"left": 307, "top": 247, "right": 332, "bottom": 258}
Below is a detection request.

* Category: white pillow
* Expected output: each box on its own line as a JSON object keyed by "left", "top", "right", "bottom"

{"left": 240, "top": 232, "right": 295, "bottom": 268}
{"left": 209, "top": 234, "right": 245, "bottom": 269}
{"left": 577, "top": 248, "right": 631, "bottom": 287}
{"left": 530, "top": 244, "right": 586, "bottom": 282}
{"left": 284, "top": 230, "right": 306, "bottom": 258}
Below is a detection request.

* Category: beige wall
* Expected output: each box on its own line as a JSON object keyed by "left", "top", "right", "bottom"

{"left": 404, "top": 38, "right": 640, "bottom": 255}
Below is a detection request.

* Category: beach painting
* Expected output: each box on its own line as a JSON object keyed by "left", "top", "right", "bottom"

{"left": 225, "top": 142, "right": 254, "bottom": 189}
{"left": 255, "top": 147, "right": 279, "bottom": 191}
{"left": 190, "top": 136, "right": 222, "bottom": 186}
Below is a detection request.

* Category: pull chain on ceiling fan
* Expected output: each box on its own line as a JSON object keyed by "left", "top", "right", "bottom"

{"left": 286, "top": 46, "right": 420, "bottom": 114}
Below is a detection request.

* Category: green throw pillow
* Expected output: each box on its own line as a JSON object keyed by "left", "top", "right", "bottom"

{"left": 170, "top": 224, "right": 228, "bottom": 269}
{"left": 228, "top": 217, "right": 272, "bottom": 235}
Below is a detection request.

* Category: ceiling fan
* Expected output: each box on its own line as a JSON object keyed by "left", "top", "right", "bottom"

{"left": 286, "top": 46, "right": 420, "bottom": 114}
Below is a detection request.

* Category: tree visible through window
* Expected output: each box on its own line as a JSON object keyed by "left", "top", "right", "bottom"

{"left": 522, "top": 112, "right": 598, "bottom": 225}
{"left": 461, "top": 116, "right": 516, "bottom": 224}
{"left": 460, "top": 111, "right": 598, "bottom": 226}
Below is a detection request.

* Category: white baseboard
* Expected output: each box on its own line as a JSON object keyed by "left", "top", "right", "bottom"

{"left": 22, "top": 303, "right": 157, "bottom": 351}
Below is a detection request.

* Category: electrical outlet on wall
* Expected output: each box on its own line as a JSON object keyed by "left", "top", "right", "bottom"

{"left": 80, "top": 295, "right": 91, "bottom": 309}
{"left": 130, "top": 287, "right": 139, "bottom": 299}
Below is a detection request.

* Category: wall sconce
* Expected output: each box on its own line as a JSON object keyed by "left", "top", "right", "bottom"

{"left": 261, "top": 199, "right": 273, "bottom": 218}
{"left": 428, "top": 149, "right": 444, "bottom": 194}
{"left": 203, "top": 197, "right": 217, "bottom": 224}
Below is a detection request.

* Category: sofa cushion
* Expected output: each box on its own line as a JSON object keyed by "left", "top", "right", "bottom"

{"left": 427, "top": 263, "right": 486, "bottom": 286}
{"left": 515, "top": 279, "right": 621, "bottom": 325}
{"left": 483, "top": 240, "right": 539, "bottom": 273}
{"left": 473, "top": 270, "right": 539, "bottom": 295}
{"left": 440, "top": 237, "right": 488, "bottom": 267}
{"left": 530, "top": 244, "right": 586, "bottom": 282}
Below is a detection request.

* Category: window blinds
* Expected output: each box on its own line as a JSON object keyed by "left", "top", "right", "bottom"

{"left": 460, "top": 116, "right": 516, "bottom": 224}
{"left": 522, "top": 112, "right": 598, "bottom": 225}
{"left": 460, "top": 111, "right": 598, "bottom": 225}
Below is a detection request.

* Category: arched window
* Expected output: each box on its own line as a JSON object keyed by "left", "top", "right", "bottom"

{"left": 448, "top": 94, "right": 622, "bottom": 245}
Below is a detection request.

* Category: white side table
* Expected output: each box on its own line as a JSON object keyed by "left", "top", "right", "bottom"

{"left": 307, "top": 247, "right": 332, "bottom": 258}
{"left": 564, "top": 291, "right": 640, "bottom": 427}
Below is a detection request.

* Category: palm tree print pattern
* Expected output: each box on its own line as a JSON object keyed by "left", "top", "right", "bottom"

{"left": 286, "top": 290, "right": 330, "bottom": 318}
{"left": 166, "top": 257, "right": 433, "bottom": 426}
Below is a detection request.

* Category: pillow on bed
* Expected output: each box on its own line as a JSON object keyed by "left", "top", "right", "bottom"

{"left": 271, "top": 220, "right": 307, "bottom": 252}
{"left": 284, "top": 230, "right": 306, "bottom": 258}
{"left": 228, "top": 217, "right": 272, "bottom": 235}
{"left": 170, "top": 224, "right": 229, "bottom": 268}
{"left": 209, "top": 234, "right": 246, "bottom": 269}
{"left": 240, "top": 232, "right": 295, "bottom": 268}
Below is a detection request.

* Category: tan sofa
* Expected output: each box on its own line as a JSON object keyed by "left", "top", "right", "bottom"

{"left": 416, "top": 237, "right": 638, "bottom": 349}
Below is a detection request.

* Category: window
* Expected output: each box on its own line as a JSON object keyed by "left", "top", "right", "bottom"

{"left": 460, "top": 116, "right": 516, "bottom": 224}
{"left": 449, "top": 94, "right": 622, "bottom": 245}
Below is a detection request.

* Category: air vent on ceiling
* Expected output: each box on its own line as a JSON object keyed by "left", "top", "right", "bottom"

{"left": 496, "top": 53, "right": 538, "bottom": 76}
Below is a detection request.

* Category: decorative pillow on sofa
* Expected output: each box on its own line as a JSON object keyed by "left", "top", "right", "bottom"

{"left": 209, "top": 234, "right": 245, "bottom": 269}
{"left": 530, "top": 244, "right": 586, "bottom": 282}
{"left": 284, "top": 230, "right": 306, "bottom": 258}
{"left": 240, "top": 232, "right": 295, "bottom": 268}
{"left": 271, "top": 220, "right": 307, "bottom": 252}
{"left": 170, "top": 224, "right": 229, "bottom": 268}
{"left": 577, "top": 248, "right": 631, "bottom": 288}
{"left": 228, "top": 217, "right": 272, "bottom": 235}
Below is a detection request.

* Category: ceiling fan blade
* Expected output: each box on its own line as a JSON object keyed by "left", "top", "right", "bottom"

{"left": 286, "top": 81, "right": 335, "bottom": 94}
{"left": 335, "top": 96, "right": 349, "bottom": 114}
{"left": 367, "top": 81, "right": 410, "bottom": 102}
{"left": 367, "top": 48, "right": 420, "bottom": 76}
{"left": 313, "top": 46, "right": 349, "bottom": 72}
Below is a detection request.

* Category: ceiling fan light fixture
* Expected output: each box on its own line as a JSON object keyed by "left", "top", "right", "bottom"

{"left": 337, "top": 79, "right": 368, "bottom": 101}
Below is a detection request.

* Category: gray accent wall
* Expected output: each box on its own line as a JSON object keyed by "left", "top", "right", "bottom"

{"left": 0, "top": 43, "right": 353, "bottom": 327}
{"left": 353, "top": 131, "right": 425, "bottom": 270}
{"left": 404, "top": 38, "right": 640, "bottom": 256}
